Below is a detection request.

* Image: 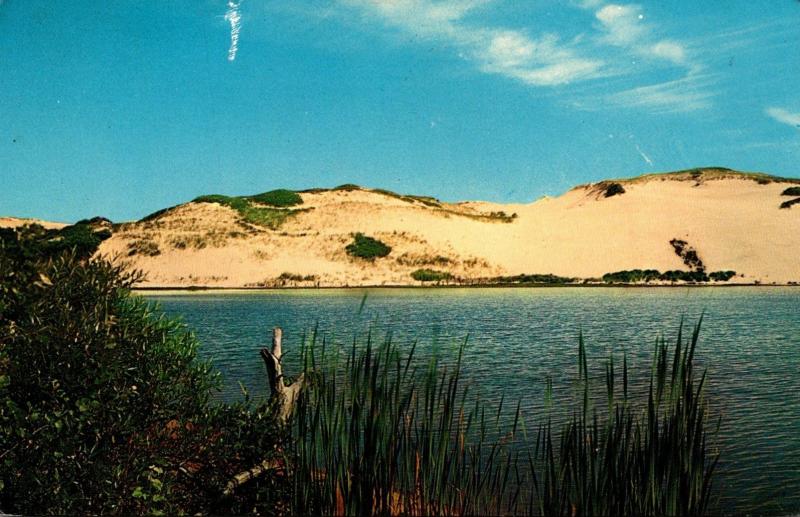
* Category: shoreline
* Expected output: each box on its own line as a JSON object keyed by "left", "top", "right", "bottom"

{"left": 133, "top": 282, "right": 800, "bottom": 294}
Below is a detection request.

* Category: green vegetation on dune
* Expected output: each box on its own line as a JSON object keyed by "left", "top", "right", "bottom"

{"left": 781, "top": 186, "right": 800, "bottom": 196}
{"left": 246, "top": 189, "right": 303, "bottom": 207}
{"left": 780, "top": 197, "right": 800, "bottom": 209}
{"left": 602, "top": 269, "right": 737, "bottom": 284}
{"left": 193, "top": 192, "right": 306, "bottom": 229}
{"left": 410, "top": 268, "right": 453, "bottom": 283}
{"left": 0, "top": 221, "right": 112, "bottom": 261}
{"left": 345, "top": 232, "right": 391, "bottom": 260}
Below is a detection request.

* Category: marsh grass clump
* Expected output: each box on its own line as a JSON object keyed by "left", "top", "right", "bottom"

{"left": 526, "top": 321, "right": 718, "bottom": 516}
{"left": 290, "top": 319, "right": 718, "bottom": 516}
{"left": 292, "top": 335, "right": 521, "bottom": 516}
{"left": 345, "top": 233, "right": 391, "bottom": 260}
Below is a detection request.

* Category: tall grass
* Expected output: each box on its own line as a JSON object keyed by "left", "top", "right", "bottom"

{"left": 289, "top": 320, "right": 718, "bottom": 516}
{"left": 526, "top": 320, "right": 718, "bottom": 516}
{"left": 291, "top": 333, "right": 520, "bottom": 515}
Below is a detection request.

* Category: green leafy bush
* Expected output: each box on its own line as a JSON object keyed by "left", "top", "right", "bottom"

{"left": 247, "top": 189, "right": 303, "bottom": 207}
{"left": 345, "top": 233, "right": 391, "bottom": 260}
{"left": 0, "top": 222, "right": 112, "bottom": 261}
{"left": 709, "top": 270, "right": 736, "bottom": 282}
{"left": 0, "top": 243, "right": 288, "bottom": 514}
{"left": 410, "top": 268, "right": 453, "bottom": 283}
{"left": 781, "top": 187, "right": 800, "bottom": 196}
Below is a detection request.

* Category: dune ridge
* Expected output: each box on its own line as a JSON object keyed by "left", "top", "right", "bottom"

{"left": 5, "top": 169, "right": 800, "bottom": 287}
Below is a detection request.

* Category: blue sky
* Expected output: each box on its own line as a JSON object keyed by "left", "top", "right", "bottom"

{"left": 1, "top": 0, "right": 798, "bottom": 222}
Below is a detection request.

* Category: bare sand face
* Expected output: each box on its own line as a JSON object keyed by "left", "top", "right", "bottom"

{"left": 0, "top": 217, "right": 68, "bottom": 230}
{"left": 89, "top": 174, "right": 800, "bottom": 287}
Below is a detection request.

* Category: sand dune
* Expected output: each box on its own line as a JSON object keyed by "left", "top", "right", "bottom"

{"left": 7, "top": 169, "right": 800, "bottom": 287}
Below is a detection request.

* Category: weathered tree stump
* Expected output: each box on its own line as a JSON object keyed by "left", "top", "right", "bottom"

{"left": 223, "top": 327, "right": 304, "bottom": 497}
{"left": 261, "top": 327, "right": 305, "bottom": 422}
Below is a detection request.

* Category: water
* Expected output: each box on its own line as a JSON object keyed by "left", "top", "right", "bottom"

{"left": 142, "top": 287, "right": 800, "bottom": 515}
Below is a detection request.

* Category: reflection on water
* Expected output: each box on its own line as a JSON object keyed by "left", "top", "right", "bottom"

{"left": 143, "top": 287, "right": 800, "bottom": 515}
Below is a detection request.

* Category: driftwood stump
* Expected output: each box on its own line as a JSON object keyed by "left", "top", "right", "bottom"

{"left": 261, "top": 327, "right": 305, "bottom": 422}
{"left": 223, "top": 327, "right": 304, "bottom": 497}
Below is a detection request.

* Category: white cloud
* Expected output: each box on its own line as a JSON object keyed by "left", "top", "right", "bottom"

{"left": 650, "top": 40, "right": 685, "bottom": 64}
{"left": 635, "top": 144, "right": 653, "bottom": 166}
{"left": 766, "top": 107, "right": 800, "bottom": 128}
{"left": 341, "top": 0, "right": 604, "bottom": 86}
{"left": 602, "top": 74, "right": 715, "bottom": 113}
{"left": 592, "top": 3, "right": 688, "bottom": 67}
{"left": 596, "top": 4, "right": 646, "bottom": 46}
{"left": 224, "top": 1, "right": 242, "bottom": 61}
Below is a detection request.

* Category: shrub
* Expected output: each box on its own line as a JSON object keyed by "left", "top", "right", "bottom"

{"left": 709, "top": 270, "right": 736, "bottom": 282}
{"left": 247, "top": 189, "right": 303, "bottom": 207}
{"left": 781, "top": 187, "right": 800, "bottom": 196}
{"left": 0, "top": 222, "right": 111, "bottom": 261}
{"left": 0, "top": 243, "right": 288, "bottom": 514}
{"left": 604, "top": 182, "right": 626, "bottom": 197}
{"left": 345, "top": 233, "right": 391, "bottom": 260}
{"left": 780, "top": 198, "right": 800, "bottom": 209}
{"left": 491, "top": 273, "right": 575, "bottom": 284}
{"left": 410, "top": 268, "right": 453, "bottom": 283}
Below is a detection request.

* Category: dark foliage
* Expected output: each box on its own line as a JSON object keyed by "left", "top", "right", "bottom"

{"left": 345, "top": 233, "right": 391, "bottom": 260}
{"left": 604, "top": 182, "right": 626, "bottom": 197}
{"left": 247, "top": 189, "right": 303, "bottom": 207}
{"left": 780, "top": 197, "right": 800, "bottom": 209}
{"left": 0, "top": 222, "right": 111, "bottom": 261}
{"left": 0, "top": 241, "right": 289, "bottom": 514}
{"left": 602, "top": 269, "right": 736, "bottom": 284}
{"left": 780, "top": 187, "right": 800, "bottom": 196}
{"left": 670, "top": 239, "right": 705, "bottom": 271}
{"left": 410, "top": 268, "right": 453, "bottom": 283}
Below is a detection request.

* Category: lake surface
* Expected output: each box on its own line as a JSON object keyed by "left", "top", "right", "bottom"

{"left": 143, "top": 287, "right": 800, "bottom": 516}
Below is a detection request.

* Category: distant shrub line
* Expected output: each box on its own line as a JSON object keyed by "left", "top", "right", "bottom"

{"left": 410, "top": 268, "right": 453, "bottom": 283}
{"left": 602, "top": 269, "right": 737, "bottom": 284}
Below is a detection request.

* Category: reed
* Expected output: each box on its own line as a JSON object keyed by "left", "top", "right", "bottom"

{"left": 525, "top": 319, "right": 718, "bottom": 516}
{"left": 288, "top": 319, "right": 718, "bottom": 516}
{"left": 291, "top": 332, "right": 519, "bottom": 515}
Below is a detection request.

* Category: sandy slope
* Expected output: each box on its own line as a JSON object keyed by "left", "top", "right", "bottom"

{"left": 0, "top": 217, "right": 68, "bottom": 230}
{"left": 78, "top": 170, "right": 798, "bottom": 287}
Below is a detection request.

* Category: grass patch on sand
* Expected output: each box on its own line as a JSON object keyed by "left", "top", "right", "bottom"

{"left": 345, "top": 233, "right": 391, "bottom": 260}
{"left": 193, "top": 194, "right": 306, "bottom": 229}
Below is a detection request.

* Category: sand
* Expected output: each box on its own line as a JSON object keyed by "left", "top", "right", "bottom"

{"left": 84, "top": 172, "right": 800, "bottom": 287}
{"left": 3, "top": 172, "right": 798, "bottom": 286}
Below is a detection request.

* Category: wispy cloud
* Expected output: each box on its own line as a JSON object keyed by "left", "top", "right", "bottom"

{"left": 766, "top": 107, "right": 800, "bottom": 129}
{"left": 331, "top": 0, "right": 712, "bottom": 112}
{"left": 340, "top": 0, "right": 604, "bottom": 86}
{"left": 225, "top": 1, "right": 242, "bottom": 61}
{"left": 592, "top": 3, "right": 690, "bottom": 67}
{"left": 602, "top": 74, "right": 716, "bottom": 114}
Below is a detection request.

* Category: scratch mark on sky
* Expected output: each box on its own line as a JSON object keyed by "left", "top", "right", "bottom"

{"left": 225, "top": 1, "right": 242, "bottom": 61}
{"left": 635, "top": 144, "right": 654, "bottom": 166}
